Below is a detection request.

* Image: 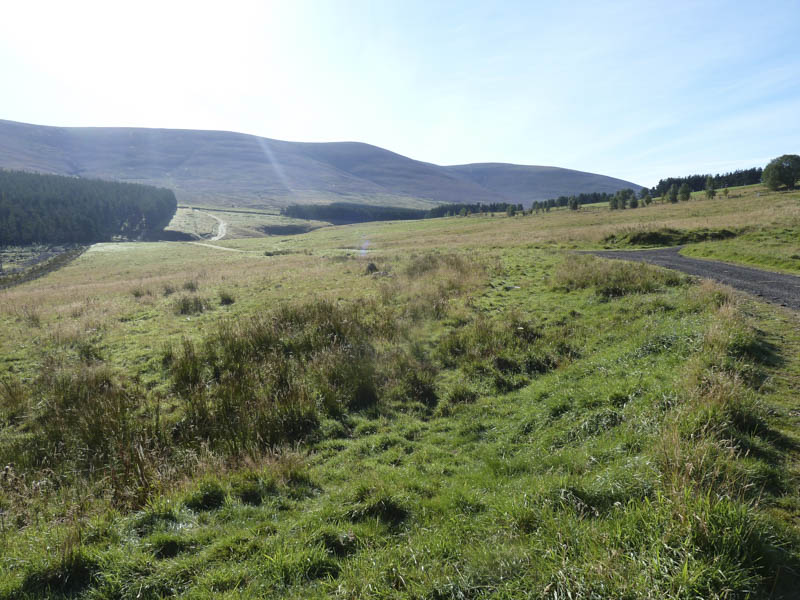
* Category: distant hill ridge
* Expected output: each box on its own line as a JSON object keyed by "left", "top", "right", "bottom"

{"left": 0, "top": 119, "right": 642, "bottom": 208}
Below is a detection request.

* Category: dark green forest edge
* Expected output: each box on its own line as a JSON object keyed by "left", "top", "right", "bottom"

{"left": 2, "top": 250, "right": 799, "bottom": 598}
{"left": 280, "top": 202, "right": 529, "bottom": 224}
{"left": 281, "top": 166, "right": 768, "bottom": 225}
{"left": 0, "top": 170, "right": 177, "bottom": 245}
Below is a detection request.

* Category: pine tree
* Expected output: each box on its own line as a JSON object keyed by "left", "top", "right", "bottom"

{"left": 667, "top": 184, "right": 678, "bottom": 203}
{"left": 705, "top": 176, "right": 716, "bottom": 199}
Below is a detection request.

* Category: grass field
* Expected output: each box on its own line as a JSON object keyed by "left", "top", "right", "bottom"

{"left": 1, "top": 184, "right": 799, "bottom": 598}
{"left": 166, "top": 206, "right": 331, "bottom": 239}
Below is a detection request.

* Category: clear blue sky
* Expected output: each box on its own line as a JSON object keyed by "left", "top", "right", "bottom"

{"left": 1, "top": 0, "right": 798, "bottom": 187}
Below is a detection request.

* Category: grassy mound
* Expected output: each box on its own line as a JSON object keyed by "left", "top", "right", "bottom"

{"left": 604, "top": 226, "right": 740, "bottom": 247}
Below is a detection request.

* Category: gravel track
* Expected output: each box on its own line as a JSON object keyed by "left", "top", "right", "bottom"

{"left": 196, "top": 210, "right": 227, "bottom": 240}
{"left": 588, "top": 246, "right": 800, "bottom": 311}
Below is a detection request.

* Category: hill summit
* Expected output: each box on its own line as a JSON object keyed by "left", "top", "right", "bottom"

{"left": 0, "top": 119, "right": 642, "bottom": 208}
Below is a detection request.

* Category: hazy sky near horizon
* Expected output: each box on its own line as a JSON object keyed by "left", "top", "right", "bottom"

{"left": 1, "top": 0, "right": 798, "bottom": 187}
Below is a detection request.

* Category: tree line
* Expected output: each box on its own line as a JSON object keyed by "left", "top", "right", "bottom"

{"left": 282, "top": 201, "right": 528, "bottom": 224}
{"left": 532, "top": 191, "right": 620, "bottom": 212}
{"left": 426, "top": 202, "right": 523, "bottom": 218}
{"left": 0, "top": 170, "right": 177, "bottom": 245}
{"left": 282, "top": 202, "right": 427, "bottom": 224}
{"left": 650, "top": 167, "right": 762, "bottom": 198}
{"left": 281, "top": 154, "right": 800, "bottom": 226}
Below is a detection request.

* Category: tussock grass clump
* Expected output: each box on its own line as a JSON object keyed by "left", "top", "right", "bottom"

{"left": 218, "top": 290, "right": 235, "bottom": 305}
{"left": 184, "top": 478, "right": 227, "bottom": 511}
{"left": 0, "top": 378, "right": 28, "bottom": 425}
{"left": 436, "top": 314, "right": 573, "bottom": 392}
{"left": 19, "top": 304, "right": 42, "bottom": 327}
{"left": 130, "top": 285, "right": 152, "bottom": 298}
{"left": 173, "top": 295, "right": 210, "bottom": 315}
{"left": 347, "top": 483, "right": 410, "bottom": 528}
{"left": 0, "top": 366, "right": 160, "bottom": 508}
{"left": 314, "top": 528, "right": 360, "bottom": 558}
{"left": 132, "top": 498, "right": 180, "bottom": 536}
{"left": 73, "top": 334, "right": 104, "bottom": 363}
{"left": 447, "top": 383, "right": 478, "bottom": 405}
{"left": 18, "top": 546, "right": 99, "bottom": 597}
{"left": 659, "top": 298, "right": 791, "bottom": 502}
{"left": 690, "top": 279, "right": 737, "bottom": 310}
{"left": 686, "top": 300, "right": 775, "bottom": 389}
{"left": 404, "top": 252, "right": 472, "bottom": 278}
{"left": 376, "top": 251, "right": 486, "bottom": 322}
{"left": 147, "top": 532, "right": 195, "bottom": 559}
{"left": 167, "top": 299, "right": 382, "bottom": 454}
{"left": 31, "top": 367, "right": 139, "bottom": 468}
{"left": 230, "top": 470, "right": 278, "bottom": 506}
{"left": 382, "top": 348, "right": 439, "bottom": 410}
{"left": 553, "top": 254, "right": 686, "bottom": 298}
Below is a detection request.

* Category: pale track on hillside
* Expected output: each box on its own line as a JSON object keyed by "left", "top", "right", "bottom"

{"left": 195, "top": 210, "right": 227, "bottom": 241}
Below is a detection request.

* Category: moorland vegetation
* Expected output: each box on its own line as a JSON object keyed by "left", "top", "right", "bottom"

{"left": 0, "top": 180, "right": 798, "bottom": 598}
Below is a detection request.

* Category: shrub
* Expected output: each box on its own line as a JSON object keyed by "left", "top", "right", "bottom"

{"left": 219, "top": 290, "right": 235, "bottom": 306}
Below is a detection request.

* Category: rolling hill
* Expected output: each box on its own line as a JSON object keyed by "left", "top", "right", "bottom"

{"left": 0, "top": 119, "right": 642, "bottom": 208}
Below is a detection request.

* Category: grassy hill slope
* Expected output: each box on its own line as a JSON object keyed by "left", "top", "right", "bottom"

{"left": 0, "top": 119, "right": 642, "bottom": 209}
{"left": 447, "top": 162, "right": 644, "bottom": 199}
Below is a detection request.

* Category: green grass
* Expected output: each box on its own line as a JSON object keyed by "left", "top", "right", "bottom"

{"left": 1, "top": 185, "right": 799, "bottom": 598}
{"left": 681, "top": 225, "right": 800, "bottom": 274}
{"left": 166, "top": 206, "right": 331, "bottom": 239}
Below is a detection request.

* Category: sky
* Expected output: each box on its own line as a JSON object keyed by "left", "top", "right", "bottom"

{"left": 1, "top": 0, "right": 798, "bottom": 187}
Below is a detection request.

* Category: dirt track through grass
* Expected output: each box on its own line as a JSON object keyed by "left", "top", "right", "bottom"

{"left": 589, "top": 246, "right": 800, "bottom": 310}
{"left": 196, "top": 210, "right": 227, "bottom": 240}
